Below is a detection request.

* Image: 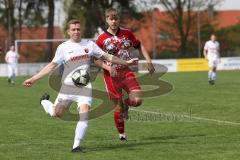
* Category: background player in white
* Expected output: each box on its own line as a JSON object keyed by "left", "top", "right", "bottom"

{"left": 5, "top": 45, "right": 19, "bottom": 84}
{"left": 203, "top": 34, "right": 220, "bottom": 85}
{"left": 23, "top": 19, "right": 137, "bottom": 152}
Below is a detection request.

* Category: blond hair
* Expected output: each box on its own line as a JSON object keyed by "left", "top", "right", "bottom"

{"left": 67, "top": 19, "right": 81, "bottom": 29}
{"left": 105, "top": 8, "right": 119, "bottom": 19}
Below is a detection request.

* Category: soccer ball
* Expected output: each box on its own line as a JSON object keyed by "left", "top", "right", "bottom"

{"left": 71, "top": 69, "right": 90, "bottom": 87}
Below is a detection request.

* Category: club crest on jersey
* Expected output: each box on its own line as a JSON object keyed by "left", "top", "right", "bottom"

{"left": 84, "top": 48, "right": 89, "bottom": 53}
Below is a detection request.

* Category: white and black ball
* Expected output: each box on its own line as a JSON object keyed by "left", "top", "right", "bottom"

{"left": 71, "top": 69, "right": 90, "bottom": 87}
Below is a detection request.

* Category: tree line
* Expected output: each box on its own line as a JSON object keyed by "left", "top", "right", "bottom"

{"left": 1, "top": 0, "right": 238, "bottom": 60}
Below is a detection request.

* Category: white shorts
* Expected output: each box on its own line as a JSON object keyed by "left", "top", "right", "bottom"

{"left": 54, "top": 83, "right": 92, "bottom": 108}
{"left": 208, "top": 58, "right": 218, "bottom": 68}
{"left": 54, "top": 93, "right": 92, "bottom": 109}
{"left": 7, "top": 63, "right": 18, "bottom": 77}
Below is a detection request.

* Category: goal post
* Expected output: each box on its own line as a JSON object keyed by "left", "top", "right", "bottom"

{"left": 13, "top": 39, "right": 68, "bottom": 76}
{"left": 12, "top": 38, "right": 95, "bottom": 76}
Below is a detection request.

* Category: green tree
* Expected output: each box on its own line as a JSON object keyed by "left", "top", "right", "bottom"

{"left": 0, "top": 0, "right": 48, "bottom": 44}
{"left": 0, "top": 0, "right": 15, "bottom": 44}
{"left": 23, "top": 0, "right": 47, "bottom": 27}
{"left": 158, "top": 0, "right": 222, "bottom": 57}
{"left": 216, "top": 24, "right": 240, "bottom": 57}
{"left": 23, "top": 0, "right": 57, "bottom": 61}
{"left": 63, "top": 0, "right": 137, "bottom": 38}
{"left": 46, "top": 0, "right": 55, "bottom": 61}
{"left": 17, "top": 0, "right": 23, "bottom": 40}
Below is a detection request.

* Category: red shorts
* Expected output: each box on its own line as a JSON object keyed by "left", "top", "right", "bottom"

{"left": 103, "top": 67, "right": 141, "bottom": 99}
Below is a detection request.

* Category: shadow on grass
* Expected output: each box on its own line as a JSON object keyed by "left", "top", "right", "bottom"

{"left": 83, "top": 134, "right": 206, "bottom": 153}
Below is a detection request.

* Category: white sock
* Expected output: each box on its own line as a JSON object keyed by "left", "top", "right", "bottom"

{"left": 119, "top": 133, "right": 126, "bottom": 138}
{"left": 41, "top": 100, "right": 54, "bottom": 116}
{"left": 208, "top": 70, "right": 213, "bottom": 80}
{"left": 73, "top": 120, "right": 88, "bottom": 149}
{"left": 212, "top": 72, "right": 216, "bottom": 81}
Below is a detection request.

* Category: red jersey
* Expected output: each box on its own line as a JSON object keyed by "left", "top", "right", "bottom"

{"left": 96, "top": 27, "right": 140, "bottom": 69}
{"left": 96, "top": 27, "right": 141, "bottom": 99}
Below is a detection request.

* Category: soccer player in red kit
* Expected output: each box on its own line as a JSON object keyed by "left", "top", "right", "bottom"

{"left": 95, "top": 8, "right": 155, "bottom": 140}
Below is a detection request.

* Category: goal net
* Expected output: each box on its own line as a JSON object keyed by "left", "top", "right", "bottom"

{"left": 13, "top": 39, "right": 68, "bottom": 76}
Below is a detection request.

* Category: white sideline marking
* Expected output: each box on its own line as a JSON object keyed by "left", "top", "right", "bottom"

{"left": 130, "top": 108, "right": 240, "bottom": 126}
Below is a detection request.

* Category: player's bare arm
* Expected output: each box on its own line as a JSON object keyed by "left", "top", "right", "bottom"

{"left": 93, "top": 58, "right": 118, "bottom": 77}
{"left": 217, "top": 45, "right": 221, "bottom": 60}
{"left": 5, "top": 54, "right": 9, "bottom": 63}
{"left": 5, "top": 57, "right": 8, "bottom": 63}
{"left": 93, "top": 58, "right": 111, "bottom": 71}
{"left": 101, "top": 52, "right": 138, "bottom": 66}
{"left": 139, "top": 45, "right": 155, "bottom": 74}
{"left": 203, "top": 49, "right": 208, "bottom": 59}
{"left": 23, "top": 62, "right": 58, "bottom": 87}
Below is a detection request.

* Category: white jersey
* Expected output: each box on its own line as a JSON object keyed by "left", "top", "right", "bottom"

{"left": 52, "top": 39, "right": 104, "bottom": 65}
{"left": 52, "top": 39, "right": 104, "bottom": 86}
{"left": 5, "top": 50, "right": 19, "bottom": 64}
{"left": 204, "top": 40, "right": 220, "bottom": 59}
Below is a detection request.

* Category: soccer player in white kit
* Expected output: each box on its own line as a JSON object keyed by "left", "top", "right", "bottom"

{"left": 203, "top": 34, "right": 220, "bottom": 85}
{"left": 5, "top": 45, "right": 19, "bottom": 84}
{"left": 23, "top": 19, "right": 138, "bottom": 152}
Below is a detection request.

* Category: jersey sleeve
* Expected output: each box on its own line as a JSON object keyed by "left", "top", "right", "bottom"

{"left": 95, "top": 35, "right": 103, "bottom": 49}
{"left": 128, "top": 31, "right": 141, "bottom": 49}
{"left": 90, "top": 41, "right": 104, "bottom": 59}
{"left": 5, "top": 51, "right": 9, "bottom": 59}
{"left": 204, "top": 42, "right": 209, "bottom": 51}
{"left": 52, "top": 45, "right": 64, "bottom": 64}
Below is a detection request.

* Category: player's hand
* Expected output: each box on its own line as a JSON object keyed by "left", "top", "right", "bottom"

{"left": 147, "top": 63, "right": 155, "bottom": 74}
{"left": 126, "top": 58, "right": 138, "bottom": 66}
{"left": 23, "top": 78, "right": 34, "bottom": 87}
{"left": 109, "top": 67, "right": 118, "bottom": 77}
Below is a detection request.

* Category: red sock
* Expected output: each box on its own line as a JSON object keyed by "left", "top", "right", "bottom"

{"left": 114, "top": 111, "right": 124, "bottom": 134}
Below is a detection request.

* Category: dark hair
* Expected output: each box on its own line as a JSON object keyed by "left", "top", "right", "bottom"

{"left": 105, "top": 8, "right": 119, "bottom": 19}
{"left": 67, "top": 19, "right": 81, "bottom": 29}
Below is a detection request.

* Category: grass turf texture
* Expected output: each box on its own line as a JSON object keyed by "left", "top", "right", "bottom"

{"left": 0, "top": 70, "right": 240, "bottom": 160}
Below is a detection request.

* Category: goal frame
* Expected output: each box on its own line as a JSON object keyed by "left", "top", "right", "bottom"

{"left": 14, "top": 39, "right": 67, "bottom": 54}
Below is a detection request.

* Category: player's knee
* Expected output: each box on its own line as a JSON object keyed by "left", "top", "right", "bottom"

{"left": 132, "top": 98, "right": 142, "bottom": 107}
{"left": 54, "top": 113, "right": 61, "bottom": 118}
{"left": 114, "top": 106, "right": 122, "bottom": 112}
{"left": 54, "top": 110, "right": 63, "bottom": 117}
{"left": 135, "top": 99, "right": 142, "bottom": 107}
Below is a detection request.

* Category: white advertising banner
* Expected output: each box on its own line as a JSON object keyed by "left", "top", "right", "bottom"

{"left": 0, "top": 63, "right": 47, "bottom": 77}
{"left": 0, "top": 57, "right": 239, "bottom": 76}
{"left": 218, "top": 57, "right": 240, "bottom": 70}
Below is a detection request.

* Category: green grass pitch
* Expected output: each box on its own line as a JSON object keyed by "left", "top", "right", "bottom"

{"left": 0, "top": 70, "right": 240, "bottom": 160}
